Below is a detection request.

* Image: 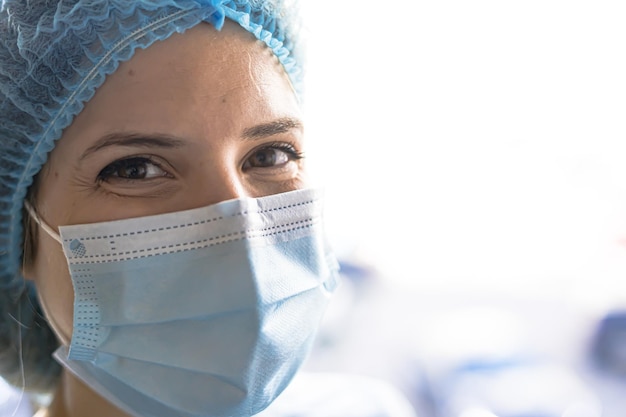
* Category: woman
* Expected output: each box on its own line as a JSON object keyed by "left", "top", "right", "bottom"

{"left": 0, "top": 1, "right": 417, "bottom": 416}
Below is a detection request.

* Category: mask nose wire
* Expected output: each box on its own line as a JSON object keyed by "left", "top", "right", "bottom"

{"left": 23, "top": 201, "right": 63, "bottom": 244}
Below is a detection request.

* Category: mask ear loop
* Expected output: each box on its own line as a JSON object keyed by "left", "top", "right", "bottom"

{"left": 23, "top": 201, "right": 63, "bottom": 244}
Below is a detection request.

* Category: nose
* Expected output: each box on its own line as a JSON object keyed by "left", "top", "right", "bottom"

{"left": 212, "top": 173, "right": 248, "bottom": 204}
{"left": 194, "top": 162, "right": 249, "bottom": 207}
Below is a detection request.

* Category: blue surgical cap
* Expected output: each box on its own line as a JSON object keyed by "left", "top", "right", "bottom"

{"left": 0, "top": 0, "right": 303, "bottom": 291}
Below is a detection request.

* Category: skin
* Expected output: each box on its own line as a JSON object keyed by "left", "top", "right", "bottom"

{"left": 23, "top": 20, "right": 306, "bottom": 417}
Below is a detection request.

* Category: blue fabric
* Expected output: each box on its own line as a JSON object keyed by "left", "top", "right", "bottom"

{"left": 0, "top": 0, "right": 303, "bottom": 292}
{"left": 49, "top": 188, "right": 338, "bottom": 417}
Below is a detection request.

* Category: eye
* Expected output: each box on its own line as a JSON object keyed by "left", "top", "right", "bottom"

{"left": 242, "top": 143, "right": 304, "bottom": 171}
{"left": 97, "top": 157, "right": 170, "bottom": 182}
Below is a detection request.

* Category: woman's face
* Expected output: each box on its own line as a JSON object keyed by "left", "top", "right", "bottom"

{"left": 27, "top": 21, "right": 305, "bottom": 345}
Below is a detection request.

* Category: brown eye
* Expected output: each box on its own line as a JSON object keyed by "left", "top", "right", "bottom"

{"left": 98, "top": 157, "right": 168, "bottom": 182}
{"left": 242, "top": 144, "right": 303, "bottom": 171}
{"left": 246, "top": 148, "right": 288, "bottom": 168}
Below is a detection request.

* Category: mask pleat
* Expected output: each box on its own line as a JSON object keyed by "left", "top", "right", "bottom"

{"left": 54, "top": 189, "right": 339, "bottom": 417}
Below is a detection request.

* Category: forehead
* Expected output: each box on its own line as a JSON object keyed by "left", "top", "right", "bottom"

{"left": 62, "top": 20, "right": 298, "bottom": 140}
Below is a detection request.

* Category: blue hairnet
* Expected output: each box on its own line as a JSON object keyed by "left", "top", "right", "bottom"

{"left": 0, "top": 0, "right": 302, "bottom": 290}
{"left": 0, "top": 0, "right": 303, "bottom": 389}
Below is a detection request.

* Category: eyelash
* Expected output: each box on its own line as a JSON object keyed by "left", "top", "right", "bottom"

{"left": 242, "top": 141, "right": 305, "bottom": 171}
{"left": 95, "top": 142, "right": 304, "bottom": 183}
{"left": 264, "top": 142, "right": 304, "bottom": 160}
{"left": 96, "top": 155, "right": 167, "bottom": 183}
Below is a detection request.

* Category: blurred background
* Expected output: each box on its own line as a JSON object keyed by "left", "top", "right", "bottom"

{"left": 301, "top": 1, "right": 626, "bottom": 416}
{"left": 4, "top": 1, "right": 626, "bottom": 417}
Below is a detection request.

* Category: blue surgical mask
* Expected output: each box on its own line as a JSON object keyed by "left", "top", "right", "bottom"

{"left": 26, "top": 188, "right": 339, "bottom": 417}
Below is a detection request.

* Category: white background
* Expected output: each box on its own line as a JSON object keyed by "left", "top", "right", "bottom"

{"left": 302, "top": 0, "right": 626, "bottom": 312}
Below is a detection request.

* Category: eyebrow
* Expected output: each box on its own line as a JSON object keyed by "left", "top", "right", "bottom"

{"left": 80, "top": 133, "right": 186, "bottom": 160}
{"left": 79, "top": 117, "right": 302, "bottom": 160}
{"left": 242, "top": 117, "right": 303, "bottom": 140}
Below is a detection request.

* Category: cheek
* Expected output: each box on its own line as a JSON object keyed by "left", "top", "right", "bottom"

{"left": 33, "top": 232, "right": 74, "bottom": 346}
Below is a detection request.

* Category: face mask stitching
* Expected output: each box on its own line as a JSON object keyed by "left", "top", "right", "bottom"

{"left": 60, "top": 197, "right": 319, "bottom": 243}
{"left": 24, "top": 193, "right": 320, "bottom": 252}
{"left": 48, "top": 187, "right": 337, "bottom": 417}
{"left": 67, "top": 217, "right": 321, "bottom": 264}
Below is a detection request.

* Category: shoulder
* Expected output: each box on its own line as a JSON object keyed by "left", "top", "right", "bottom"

{"left": 256, "top": 372, "right": 418, "bottom": 417}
